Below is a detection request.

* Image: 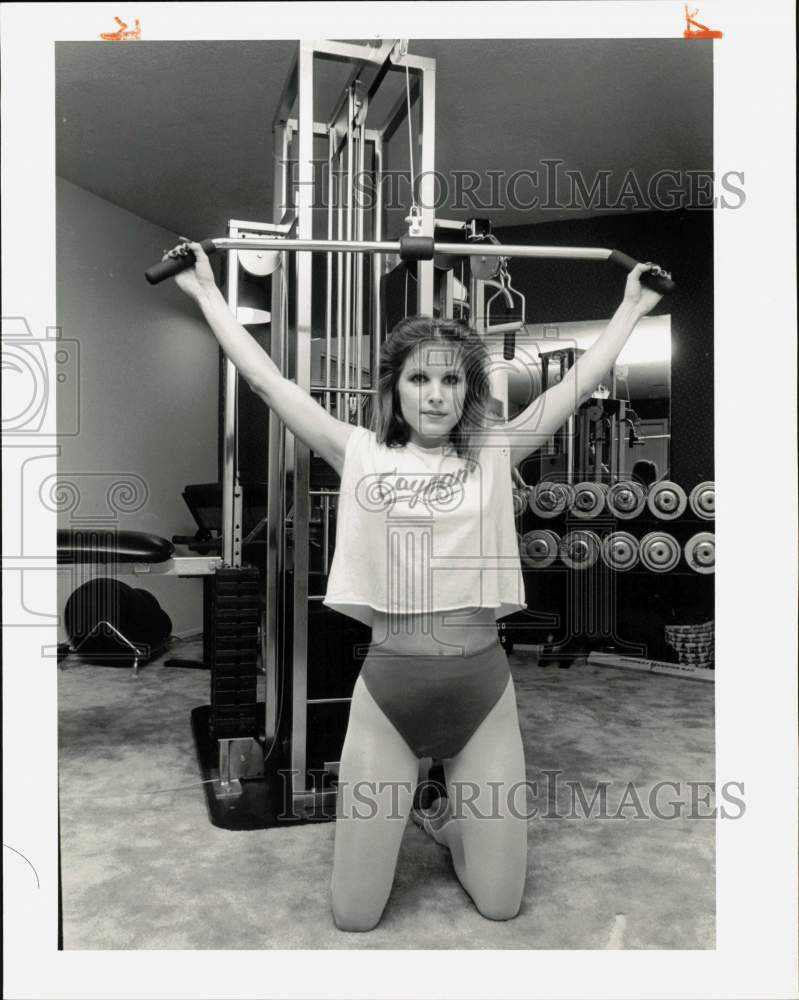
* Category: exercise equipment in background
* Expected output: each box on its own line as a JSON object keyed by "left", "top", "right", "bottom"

{"left": 559, "top": 529, "right": 601, "bottom": 570}
{"left": 59, "top": 530, "right": 175, "bottom": 674}
{"left": 689, "top": 481, "right": 715, "bottom": 520}
{"left": 605, "top": 480, "right": 647, "bottom": 520}
{"left": 570, "top": 482, "right": 607, "bottom": 519}
{"left": 638, "top": 531, "right": 682, "bottom": 574}
{"left": 528, "top": 481, "right": 574, "bottom": 519}
{"left": 600, "top": 531, "right": 640, "bottom": 572}
{"left": 684, "top": 532, "right": 715, "bottom": 575}
{"left": 519, "top": 529, "right": 561, "bottom": 569}
{"left": 64, "top": 578, "right": 172, "bottom": 672}
{"left": 647, "top": 480, "right": 688, "bottom": 520}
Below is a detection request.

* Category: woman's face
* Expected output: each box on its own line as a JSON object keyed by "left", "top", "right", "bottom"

{"left": 396, "top": 341, "right": 467, "bottom": 448}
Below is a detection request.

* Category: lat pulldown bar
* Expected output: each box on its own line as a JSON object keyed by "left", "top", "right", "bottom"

{"left": 145, "top": 237, "right": 675, "bottom": 295}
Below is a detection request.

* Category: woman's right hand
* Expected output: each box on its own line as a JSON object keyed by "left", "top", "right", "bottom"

{"left": 165, "top": 241, "right": 217, "bottom": 301}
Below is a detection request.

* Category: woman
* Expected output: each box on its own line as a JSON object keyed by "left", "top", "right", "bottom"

{"left": 169, "top": 242, "right": 663, "bottom": 931}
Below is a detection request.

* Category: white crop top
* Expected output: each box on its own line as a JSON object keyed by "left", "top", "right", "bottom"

{"left": 323, "top": 426, "right": 527, "bottom": 627}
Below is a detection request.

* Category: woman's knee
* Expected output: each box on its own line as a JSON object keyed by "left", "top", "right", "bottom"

{"left": 474, "top": 893, "right": 523, "bottom": 922}
{"left": 332, "top": 906, "right": 382, "bottom": 933}
{"left": 464, "top": 833, "right": 527, "bottom": 921}
{"left": 331, "top": 883, "right": 385, "bottom": 932}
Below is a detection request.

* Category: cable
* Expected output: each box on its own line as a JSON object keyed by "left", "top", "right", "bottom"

{"left": 404, "top": 64, "right": 419, "bottom": 226}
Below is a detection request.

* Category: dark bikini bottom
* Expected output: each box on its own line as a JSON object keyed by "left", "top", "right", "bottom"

{"left": 359, "top": 639, "right": 511, "bottom": 760}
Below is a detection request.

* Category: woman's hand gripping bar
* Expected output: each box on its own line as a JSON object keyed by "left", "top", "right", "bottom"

{"left": 145, "top": 239, "right": 219, "bottom": 285}
{"left": 608, "top": 251, "right": 675, "bottom": 295}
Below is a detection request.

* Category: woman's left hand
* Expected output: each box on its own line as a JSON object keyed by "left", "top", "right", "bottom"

{"left": 623, "top": 262, "right": 667, "bottom": 317}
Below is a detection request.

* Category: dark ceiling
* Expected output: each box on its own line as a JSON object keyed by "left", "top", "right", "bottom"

{"left": 56, "top": 38, "right": 713, "bottom": 239}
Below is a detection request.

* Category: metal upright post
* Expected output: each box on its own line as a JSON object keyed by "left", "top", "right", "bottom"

{"left": 355, "top": 118, "right": 366, "bottom": 424}
{"left": 325, "top": 128, "right": 335, "bottom": 417}
{"left": 344, "top": 87, "right": 354, "bottom": 422}
{"left": 264, "top": 124, "right": 291, "bottom": 746}
{"left": 416, "top": 59, "right": 436, "bottom": 315}
{"left": 372, "top": 136, "right": 384, "bottom": 372}
{"left": 290, "top": 40, "right": 315, "bottom": 805}
{"left": 222, "top": 225, "right": 242, "bottom": 568}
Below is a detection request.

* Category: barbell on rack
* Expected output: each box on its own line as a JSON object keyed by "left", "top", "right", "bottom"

{"left": 146, "top": 236, "right": 676, "bottom": 295}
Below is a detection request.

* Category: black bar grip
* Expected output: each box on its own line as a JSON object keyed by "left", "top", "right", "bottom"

{"left": 609, "top": 249, "right": 675, "bottom": 295}
{"left": 145, "top": 239, "right": 218, "bottom": 285}
{"left": 399, "top": 235, "right": 435, "bottom": 262}
{"left": 503, "top": 331, "right": 516, "bottom": 361}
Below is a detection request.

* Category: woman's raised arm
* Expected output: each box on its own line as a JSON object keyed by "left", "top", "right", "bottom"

{"left": 171, "top": 242, "right": 354, "bottom": 476}
{"left": 504, "top": 263, "right": 665, "bottom": 467}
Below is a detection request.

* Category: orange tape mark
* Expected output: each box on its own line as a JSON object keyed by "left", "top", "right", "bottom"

{"left": 98, "top": 16, "right": 142, "bottom": 41}
{"left": 683, "top": 5, "right": 723, "bottom": 39}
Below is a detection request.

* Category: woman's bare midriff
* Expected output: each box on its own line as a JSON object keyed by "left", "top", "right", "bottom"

{"left": 369, "top": 607, "right": 500, "bottom": 656}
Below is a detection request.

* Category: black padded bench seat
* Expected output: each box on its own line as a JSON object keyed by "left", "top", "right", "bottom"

{"left": 57, "top": 529, "right": 175, "bottom": 565}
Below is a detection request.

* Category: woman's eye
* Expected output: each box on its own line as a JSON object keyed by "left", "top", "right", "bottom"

{"left": 444, "top": 374, "right": 461, "bottom": 385}
{"left": 410, "top": 373, "right": 427, "bottom": 383}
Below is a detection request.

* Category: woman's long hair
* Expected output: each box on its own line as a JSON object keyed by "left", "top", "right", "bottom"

{"left": 370, "top": 316, "right": 493, "bottom": 465}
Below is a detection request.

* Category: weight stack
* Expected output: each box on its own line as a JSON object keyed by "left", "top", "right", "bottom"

{"left": 205, "top": 567, "right": 260, "bottom": 739}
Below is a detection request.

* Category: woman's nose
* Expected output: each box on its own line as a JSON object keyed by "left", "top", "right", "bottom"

{"left": 426, "top": 383, "right": 443, "bottom": 403}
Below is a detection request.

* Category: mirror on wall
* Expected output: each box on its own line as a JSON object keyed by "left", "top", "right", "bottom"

{"left": 491, "top": 315, "right": 671, "bottom": 484}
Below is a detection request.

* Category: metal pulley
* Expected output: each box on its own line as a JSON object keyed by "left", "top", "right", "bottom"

{"left": 237, "top": 232, "right": 283, "bottom": 277}
{"left": 646, "top": 481, "right": 687, "bottom": 520}
{"left": 470, "top": 252, "right": 502, "bottom": 281}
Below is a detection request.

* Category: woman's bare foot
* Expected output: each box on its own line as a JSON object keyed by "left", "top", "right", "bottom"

{"left": 411, "top": 796, "right": 453, "bottom": 847}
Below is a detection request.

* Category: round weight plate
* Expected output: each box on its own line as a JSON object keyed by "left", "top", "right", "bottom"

{"left": 684, "top": 531, "right": 715, "bottom": 574}
{"left": 689, "top": 481, "right": 715, "bottom": 520}
{"left": 238, "top": 248, "right": 281, "bottom": 277}
{"left": 600, "top": 531, "right": 640, "bottom": 571}
{"left": 606, "top": 480, "right": 647, "bottom": 520}
{"left": 560, "top": 529, "right": 601, "bottom": 570}
{"left": 570, "top": 482, "right": 606, "bottom": 519}
{"left": 647, "top": 481, "right": 687, "bottom": 520}
{"left": 639, "top": 531, "right": 681, "bottom": 573}
{"left": 520, "top": 529, "right": 560, "bottom": 569}
{"left": 529, "top": 481, "right": 573, "bottom": 519}
{"left": 512, "top": 487, "right": 527, "bottom": 518}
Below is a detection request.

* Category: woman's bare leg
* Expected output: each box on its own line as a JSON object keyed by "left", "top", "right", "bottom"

{"left": 331, "top": 675, "right": 419, "bottom": 932}
{"left": 419, "top": 678, "right": 529, "bottom": 920}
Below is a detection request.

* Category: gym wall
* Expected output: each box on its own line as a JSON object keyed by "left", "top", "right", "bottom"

{"left": 56, "top": 177, "right": 219, "bottom": 637}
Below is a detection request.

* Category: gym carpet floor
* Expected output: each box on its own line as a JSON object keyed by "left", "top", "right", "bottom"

{"left": 58, "top": 641, "right": 714, "bottom": 949}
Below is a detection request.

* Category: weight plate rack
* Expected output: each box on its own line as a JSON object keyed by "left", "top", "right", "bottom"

{"left": 204, "top": 567, "right": 261, "bottom": 739}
